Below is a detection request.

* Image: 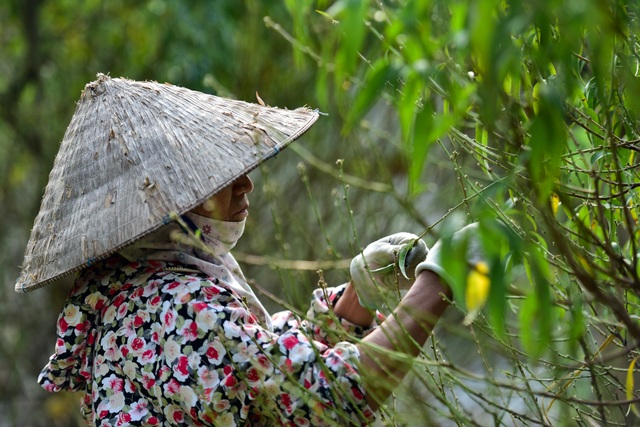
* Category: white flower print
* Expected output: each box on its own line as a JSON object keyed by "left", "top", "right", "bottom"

{"left": 223, "top": 319, "right": 241, "bottom": 338}
{"left": 163, "top": 339, "right": 181, "bottom": 363}
{"left": 231, "top": 341, "right": 259, "bottom": 364}
{"left": 122, "top": 360, "right": 137, "bottom": 379}
{"left": 100, "top": 330, "right": 121, "bottom": 361}
{"left": 289, "top": 341, "right": 315, "bottom": 365}
{"left": 178, "top": 385, "right": 198, "bottom": 407}
{"left": 106, "top": 391, "right": 125, "bottom": 413}
{"left": 128, "top": 399, "right": 149, "bottom": 422}
{"left": 63, "top": 304, "right": 83, "bottom": 326}
{"left": 94, "top": 355, "right": 109, "bottom": 378}
{"left": 102, "top": 304, "right": 117, "bottom": 324}
{"left": 217, "top": 412, "right": 237, "bottom": 427}
{"left": 195, "top": 307, "right": 218, "bottom": 331}
{"left": 197, "top": 365, "right": 220, "bottom": 389}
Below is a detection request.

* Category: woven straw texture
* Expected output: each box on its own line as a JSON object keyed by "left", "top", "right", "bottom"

{"left": 16, "top": 74, "right": 319, "bottom": 292}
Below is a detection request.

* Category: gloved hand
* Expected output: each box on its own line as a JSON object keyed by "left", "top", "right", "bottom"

{"left": 415, "top": 223, "right": 483, "bottom": 285}
{"left": 350, "top": 233, "right": 428, "bottom": 310}
{"left": 415, "top": 222, "right": 488, "bottom": 324}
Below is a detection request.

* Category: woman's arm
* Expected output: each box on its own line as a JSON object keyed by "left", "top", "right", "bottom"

{"left": 356, "top": 269, "right": 451, "bottom": 410}
{"left": 332, "top": 282, "right": 375, "bottom": 327}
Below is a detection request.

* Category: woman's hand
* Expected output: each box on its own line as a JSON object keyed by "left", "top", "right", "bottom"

{"left": 357, "top": 223, "right": 486, "bottom": 410}
{"left": 349, "top": 233, "right": 428, "bottom": 311}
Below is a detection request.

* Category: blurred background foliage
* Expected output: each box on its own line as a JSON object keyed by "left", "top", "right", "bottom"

{"left": 2, "top": 0, "right": 640, "bottom": 426}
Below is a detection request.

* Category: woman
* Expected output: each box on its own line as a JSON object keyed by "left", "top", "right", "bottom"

{"left": 20, "top": 75, "right": 462, "bottom": 426}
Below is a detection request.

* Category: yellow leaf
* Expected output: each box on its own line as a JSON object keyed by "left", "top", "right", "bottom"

{"left": 627, "top": 356, "right": 640, "bottom": 417}
{"left": 577, "top": 255, "right": 593, "bottom": 275}
{"left": 464, "top": 261, "right": 490, "bottom": 325}
{"left": 551, "top": 193, "right": 560, "bottom": 216}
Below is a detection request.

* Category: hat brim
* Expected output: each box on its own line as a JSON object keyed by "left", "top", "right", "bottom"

{"left": 15, "top": 74, "right": 319, "bottom": 292}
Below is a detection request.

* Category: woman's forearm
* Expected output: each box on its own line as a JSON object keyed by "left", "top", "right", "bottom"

{"left": 356, "top": 269, "right": 451, "bottom": 410}
{"left": 333, "top": 282, "right": 375, "bottom": 327}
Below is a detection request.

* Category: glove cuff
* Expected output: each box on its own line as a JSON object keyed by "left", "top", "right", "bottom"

{"left": 415, "top": 261, "right": 454, "bottom": 289}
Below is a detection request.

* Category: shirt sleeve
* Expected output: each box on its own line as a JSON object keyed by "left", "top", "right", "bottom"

{"left": 150, "top": 274, "right": 376, "bottom": 426}
{"left": 272, "top": 283, "right": 380, "bottom": 347}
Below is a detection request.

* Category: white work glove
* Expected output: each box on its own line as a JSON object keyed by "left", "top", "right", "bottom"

{"left": 415, "top": 223, "right": 483, "bottom": 285}
{"left": 415, "top": 222, "right": 488, "bottom": 324}
{"left": 350, "top": 233, "right": 428, "bottom": 310}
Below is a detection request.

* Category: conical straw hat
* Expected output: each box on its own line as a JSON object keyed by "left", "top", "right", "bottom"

{"left": 16, "top": 74, "right": 319, "bottom": 292}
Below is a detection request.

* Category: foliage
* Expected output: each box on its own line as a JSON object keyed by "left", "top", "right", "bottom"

{"left": 2, "top": 0, "right": 640, "bottom": 426}
{"left": 278, "top": 0, "right": 640, "bottom": 425}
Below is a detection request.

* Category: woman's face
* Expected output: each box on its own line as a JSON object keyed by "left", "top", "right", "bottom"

{"left": 192, "top": 175, "right": 254, "bottom": 222}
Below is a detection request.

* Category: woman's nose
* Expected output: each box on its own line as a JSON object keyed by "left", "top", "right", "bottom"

{"left": 233, "top": 175, "right": 254, "bottom": 195}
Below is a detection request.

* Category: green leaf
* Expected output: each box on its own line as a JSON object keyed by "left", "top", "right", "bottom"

{"left": 346, "top": 59, "right": 394, "bottom": 131}
{"left": 398, "top": 243, "right": 411, "bottom": 280}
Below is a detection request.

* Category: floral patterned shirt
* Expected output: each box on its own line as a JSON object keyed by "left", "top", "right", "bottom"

{"left": 39, "top": 256, "right": 376, "bottom": 426}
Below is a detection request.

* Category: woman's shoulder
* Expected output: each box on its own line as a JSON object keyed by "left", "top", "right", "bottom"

{"left": 68, "top": 257, "right": 240, "bottom": 316}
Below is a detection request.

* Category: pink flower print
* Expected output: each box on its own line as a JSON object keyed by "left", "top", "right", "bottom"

{"left": 160, "top": 304, "right": 177, "bottom": 333}
{"left": 222, "top": 365, "right": 237, "bottom": 388}
{"left": 130, "top": 286, "right": 144, "bottom": 300}
{"left": 158, "top": 365, "right": 171, "bottom": 381}
{"left": 245, "top": 367, "right": 261, "bottom": 386}
{"left": 112, "top": 294, "right": 126, "bottom": 308}
{"left": 202, "top": 285, "right": 220, "bottom": 300}
{"left": 202, "top": 224, "right": 212, "bottom": 234}
{"left": 213, "top": 399, "right": 230, "bottom": 413}
{"left": 117, "top": 302, "right": 128, "bottom": 319}
{"left": 115, "top": 412, "right": 131, "bottom": 426}
{"left": 139, "top": 348, "right": 156, "bottom": 365}
{"left": 179, "top": 319, "right": 198, "bottom": 341}
{"left": 163, "top": 281, "right": 183, "bottom": 294}
{"left": 205, "top": 339, "right": 226, "bottom": 365}
{"left": 163, "top": 378, "right": 180, "bottom": 396}
{"left": 74, "top": 320, "right": 90, "bottom": 335}
{"left": 147, "top": 295, "right": 162, "bottom": 313}
{"left": 129, "top": 399, "right": 149, "bottom": 422}
{"left": 55, "top": 338, "right": 66, "bottom": 354}
{"left": 129, "top": 337, "right": 146, "bottom": 354}
{"left": 87, "top": 330, "right": 96, "bottom": 346}
{"left": 223, "top": 374, "right": 237, "bottom": 388}
{"left": 280, "top": 393, "right": 293, "bottom": 415}
{"left": 133, "top": 314, "right": 145, "bottom": 328}
{"left": 58, "top": 316, "right": 69, "bottom": 334}
{"left": 141, "top": 373, "right": 155, "bottom": 389}
{"left": 174, "top": 355, "right": 190, "bottom": 381}
{"left": 102, "top": 374, "right": 124, "bottom": 392}
{"left": 351, "top": 386, "right": 365, "bottom": 401}
{"left": 164, "top": 405, "right": 185, "bottom": 424}
{"left": 281, "top": 334, "right": 299, "bottom": 351}
{"left": 293, "top": 417, "right": 311, "bottom": 427}
{"left": 256, "top": 353, "right": 273, "bottom": 374}
{"left": 191, "top": 301, "right": 208, "bottom": 312}
{"left": 280, "top": 357, "right": 295, "bottom": 374}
